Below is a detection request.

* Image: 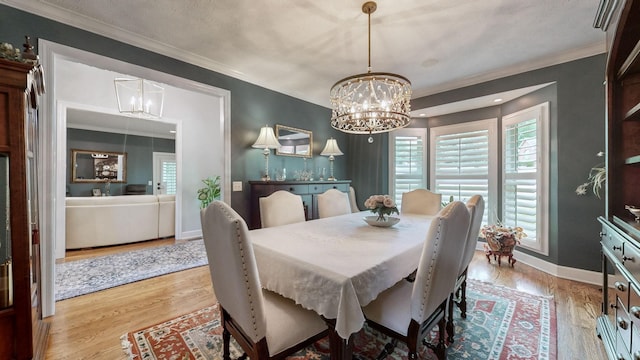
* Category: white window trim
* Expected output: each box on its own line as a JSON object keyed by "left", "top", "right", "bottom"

{"left": 388, "top": 128, "right": 428, "bottom": 199}
{"left": 429, "top": 118, "right": 498, "bottom": 224}
{"left": 502, "top": 102, "right": 549, "bottom": 255}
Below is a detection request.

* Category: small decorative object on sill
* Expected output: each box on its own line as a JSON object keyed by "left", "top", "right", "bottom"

{"left": 197, "top": 176, "right": 221, "bottom": 209}
{"left": 0, "top": 36, "right": 39, "bottom": 65}
{"left": 575, "top": 151, "right": 606, "bottom": 198}
{"left": 364, "top": 195, "right": 399, "bottom": 226}
{"left": 481, "top": 222, "right": 527, "bottom": 267}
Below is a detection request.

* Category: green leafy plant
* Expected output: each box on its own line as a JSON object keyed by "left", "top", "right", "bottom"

{"left": 197, "top": 176, "right": 221, "bottom": 209}
{"left": 441, "top": 195, "right": 454, "bottom": 207}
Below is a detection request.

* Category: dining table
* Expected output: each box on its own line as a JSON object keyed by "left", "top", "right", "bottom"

{"left": 250, "top": 211, "right": 434, "bottom": 359}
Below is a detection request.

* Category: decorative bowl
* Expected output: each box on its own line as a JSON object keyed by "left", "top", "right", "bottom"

{"left": 626, "top": 205, "right": 640, "bottom": 222}
{"left": 363, "top": 216, "right": 400, "bottom": 228}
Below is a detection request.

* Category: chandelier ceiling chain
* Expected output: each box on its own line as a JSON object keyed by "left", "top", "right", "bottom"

{"left": 329, "top": 1, "right": 412, "bottom": 140}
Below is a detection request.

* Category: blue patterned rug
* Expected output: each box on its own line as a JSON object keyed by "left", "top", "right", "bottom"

{"left": 55, "top": 239, "right": 207, "bottom": 301}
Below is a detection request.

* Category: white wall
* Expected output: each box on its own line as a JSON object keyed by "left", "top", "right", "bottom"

{"left": 40, "top": 40, "right": 230, "bottom": 317}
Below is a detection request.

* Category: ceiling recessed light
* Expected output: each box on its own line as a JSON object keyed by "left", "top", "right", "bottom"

{"left": 419, "top": 113, "right": 427, "bottom": 117}
{"left": 494, "top": 98, "right": 503, "bottom": 102}
{"left": 169, "top": 130, "right": 176, "bottom": 134}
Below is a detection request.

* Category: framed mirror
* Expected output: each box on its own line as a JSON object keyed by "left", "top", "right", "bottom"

{"left": 71, "top": 149, "right": 127, "bottom": 183}
{"left": 275, "top": 125, "right": 313, "bottom": 158}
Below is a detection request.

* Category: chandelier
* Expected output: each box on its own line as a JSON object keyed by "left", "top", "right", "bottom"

{"left": 114, "top": 78, "right": 165, "bottom": 118}
{"left": 330, "top": 1, "right": 412, "bottom": 140}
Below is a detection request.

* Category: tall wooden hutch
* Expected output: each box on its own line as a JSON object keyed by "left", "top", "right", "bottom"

{"left": 596, "top": 0, "right": 640, "bottom": 359}
{"left": 0, "top": 40, "right": 49, "bottom": 359}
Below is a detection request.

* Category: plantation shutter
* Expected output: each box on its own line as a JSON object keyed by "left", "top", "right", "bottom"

{"left": 433, "top": 129, "right": 490, "bottom": 223}
{"left": 161, "top": 159, "right": 177, "bottom": 195}
{"left": 503, "top": 118, "right": 537, "bottom": 239}
{"left": 390, "top": 129, "right": 427, "bottom": 206}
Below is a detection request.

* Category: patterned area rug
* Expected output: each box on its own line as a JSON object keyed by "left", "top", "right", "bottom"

{"left": 121, "top": 280, "right": 556, "bottom": 359}
{"left": 55, "top": 239, "right": 207, "bottom": 301}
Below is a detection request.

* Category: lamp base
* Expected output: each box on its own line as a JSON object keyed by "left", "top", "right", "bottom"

{"left": 261, "top": 175, "right": 271, "bottom": 181}
{"left": 327, "top": 176, "right": 337, "bottom": 181}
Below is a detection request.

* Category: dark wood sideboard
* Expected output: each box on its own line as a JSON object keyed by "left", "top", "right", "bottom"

{"left": 249, "top": 180, "right": 351, "bottom": 229}
{"left": 595, "top": 1, "right": 640, "bottom": 359}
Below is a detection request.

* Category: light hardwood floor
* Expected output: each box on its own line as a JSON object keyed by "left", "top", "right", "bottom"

{"left": 46, "top": 240, "right": 607, "bottom": 359}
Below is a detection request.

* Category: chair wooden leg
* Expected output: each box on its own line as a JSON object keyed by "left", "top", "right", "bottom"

{"left": 447, "top": 294, "right": 455, "bottom": 343}
{"left": 460, "top": 278, "right": 468, "bottom": 318}
{"left": 222, "top": 327, "right": 231, "bottom": 360}
{"left": 425, "top": 318, "right": 447, "bottom": 360}
{"left": 376, "top": 338, "right": 398, "bottom": 360}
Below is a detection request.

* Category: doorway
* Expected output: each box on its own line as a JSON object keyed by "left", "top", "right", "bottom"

{"left": 40, "top": 40, "right": 231, "bottom": 317}
{"left": 153, "top": 152, "right": 177, "bottom": 195}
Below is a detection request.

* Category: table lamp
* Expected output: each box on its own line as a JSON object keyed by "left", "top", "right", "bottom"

{"left": 320, "top": 138, "right": 343, "bottom": 181}
{"left": 252, "top": 125, "right": 281, "bottom": 181}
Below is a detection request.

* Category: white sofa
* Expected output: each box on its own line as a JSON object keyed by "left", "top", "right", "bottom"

{"left": 65, "top": 194, "right": 175, "bottom": 249}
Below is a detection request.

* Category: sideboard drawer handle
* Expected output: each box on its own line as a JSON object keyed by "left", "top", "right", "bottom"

{"left": 615, "top": 281, "right": 627, "bottom": 292}
{"left": 289, "top": 187, "right": 294, "bottom": 192}
{"left": 600, "top": 231, "right": 605, "bottom": 237}
{"left": 613, "top": 245, "right": 622, "bottom": 251}
{"left": 618, "top": 317, "right": 629, "bottom": 330}
{"left": 631, "top": 306, "right": 640, "bottom": 319}
{"left": 624, "top": 256, "right": 635, "bottom": 262}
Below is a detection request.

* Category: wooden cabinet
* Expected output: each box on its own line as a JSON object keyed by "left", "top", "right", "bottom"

{"left": 597, "top": 1, "right": 640, "bottom": 359}
{"left": 248, "top": 180, "right": 351, "bottom": 229}
{"left": 0, "top": 53, "right": 48, "bottom": 358}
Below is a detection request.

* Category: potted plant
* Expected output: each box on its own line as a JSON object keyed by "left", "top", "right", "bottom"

{"left": 197, "top": 176, "right": 221, "bottom": 209}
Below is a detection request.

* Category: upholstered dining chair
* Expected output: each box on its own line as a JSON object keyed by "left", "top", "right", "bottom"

{"left": 401, "top": 188, "right": 442, "bottom": 216}
{"left": 348, "top": 186, "right": 360, "bottom": 213}
{"left": 447, "top": 195, "right": 485, "bottom": 342}
{"left": 362, "top": 201, "right": 471, "bottom": 360}
{"left": 200, "top": 201, "right": 328, "bottom": 359}
{"left": 259, "top": 190, "right": 306, "bottom": 228}
{"left": 317, "top": 188, "right": 351, "bottom": 218}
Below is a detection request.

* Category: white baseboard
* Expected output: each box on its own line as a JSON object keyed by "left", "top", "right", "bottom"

{"left": 475, "top": 243, "right": 603, "bottom": 286}
{"left": 180, "top": 230, "right": 203, "bottom": 241}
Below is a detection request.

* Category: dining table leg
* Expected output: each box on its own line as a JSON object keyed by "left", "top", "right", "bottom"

{"left": 322, "top": 317, "right": 354, "bottom": 360}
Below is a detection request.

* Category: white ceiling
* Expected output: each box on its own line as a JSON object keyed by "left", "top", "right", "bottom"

{"left": 5, "top": 0, "right": 605, "bottom": 115}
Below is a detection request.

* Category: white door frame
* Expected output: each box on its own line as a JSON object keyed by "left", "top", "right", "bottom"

{"left": 38, "top": 40, "right": 231, "bottom": 317}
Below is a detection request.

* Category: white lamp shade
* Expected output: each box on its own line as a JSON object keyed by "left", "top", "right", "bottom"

{"left": 252, "top": 126, "right": 281, "bottom": 149}
{"left": 320, "top": 138, "right": 343, "bottom": 156}
{"left": 114, "top": 78, "right": 165, "bottom": 118}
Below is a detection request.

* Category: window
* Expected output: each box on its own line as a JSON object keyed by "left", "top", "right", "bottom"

{"left": 430, "top": 119, "right": 498, "bottom": 225}
{"left": 389, "top": 128, "right": 427, "bottom": 206}
{"left": 502, "top": 102, "right": 549, "bottom": 254}
{"left": 161, "top": 160, "right": 177, "bottom": 195}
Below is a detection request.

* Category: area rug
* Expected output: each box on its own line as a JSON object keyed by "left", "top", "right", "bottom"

{"left": 55, "top": 239, "right": 207, "bottom": 301}
{"left": 121, "top": 280, "right": 556, "bottom": 359}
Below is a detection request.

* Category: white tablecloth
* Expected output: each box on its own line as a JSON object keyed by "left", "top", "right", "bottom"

{"left": 250, "top": 211, "right": 433, "bottom": 339}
